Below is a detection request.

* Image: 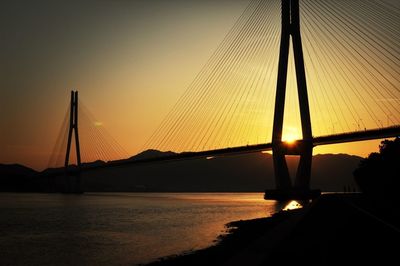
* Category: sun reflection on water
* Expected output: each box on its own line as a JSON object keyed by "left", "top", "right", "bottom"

{"left": 283, "top": 200, "right": 303, "bottom": 211}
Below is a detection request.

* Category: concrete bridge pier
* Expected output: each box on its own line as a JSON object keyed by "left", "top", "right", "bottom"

{"left": 294, "top": 141, "right": 313, "bottom": 190}
{"left": 267, "top": 141, "right": 319, "bottom": 200}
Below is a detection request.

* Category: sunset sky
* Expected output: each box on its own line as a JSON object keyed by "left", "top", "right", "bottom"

{"left": 1, "top": 0, "right": 399, "bottom": 170}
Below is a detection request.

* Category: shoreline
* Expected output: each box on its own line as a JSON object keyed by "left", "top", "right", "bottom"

{"left": 144, "top": 193, "right": 399, "bottom": 265}
{"left": 143, "top": 202, "right": 309, "bottom": 266}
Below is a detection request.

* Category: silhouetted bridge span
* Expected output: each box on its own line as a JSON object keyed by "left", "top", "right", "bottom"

{"left": 45, "top": 125, "right": 399, "bottom": 178}
{"left": 68, "top": 125, "right": 400, "bottom": 171}
{"left": 46, "top": 125, "right": 398, "bottom": 196}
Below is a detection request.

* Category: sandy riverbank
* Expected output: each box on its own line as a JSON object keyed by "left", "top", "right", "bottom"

{"left": 144, "top": 193, "right": 399, "bottom": 266}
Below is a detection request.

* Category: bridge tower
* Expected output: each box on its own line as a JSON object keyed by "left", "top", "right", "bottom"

{"left": 268, "top": 0, "right": 317, "bottom": 199}
{"left": 64, "top": 90, "right": 82, "bottom": 193}
{"left": 65, "top": 90, "right": 82, "bottom": 167}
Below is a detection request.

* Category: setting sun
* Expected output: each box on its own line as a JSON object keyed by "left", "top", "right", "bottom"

{"left": 282, "top": 127, "right": 301, "bottom": 144}
{"left": 283, "top": 135, "right": 297, "bottom": 144}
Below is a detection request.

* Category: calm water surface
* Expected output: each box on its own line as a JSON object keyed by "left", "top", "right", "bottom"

{"left": 0, "top": 193, "right": 284, "bottom": 265}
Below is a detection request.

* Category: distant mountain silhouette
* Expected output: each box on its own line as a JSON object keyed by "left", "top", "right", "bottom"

{"left": 0, "top": 164, "right": 37, "bottom": 176}
{"left": 81, "top": 150, "right": 361, "bottom": 192}
{"left": 0, "top": 164, "right": 38, "bottom": 192}
{"left": 128, "top": 149, "right": 177, "bottom": 161}
{"left": 310, "top": 154, "right": 361, "bottom": 191}
{"left": 0, "top": 151, "right": 362, "bottom": 192}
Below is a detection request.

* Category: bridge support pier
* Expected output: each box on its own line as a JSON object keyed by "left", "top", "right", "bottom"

{"left": 272, "top": 148, "right": 291, "bottom": 190}
{"left": 268, "top": 141, "right": 318, "bottom": 200}
{"left": 266, "top": 0, "right": 319, "bottom": 200}
{"left": 272, "top": 141, "right": 313, "bottom": 191}
{"left": 295, "top": 143, "right": 313, "bottom": 190}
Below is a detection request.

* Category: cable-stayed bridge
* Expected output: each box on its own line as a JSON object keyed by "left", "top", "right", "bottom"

{"left": 47, "top": 0, "right": 400, "bottom": 198}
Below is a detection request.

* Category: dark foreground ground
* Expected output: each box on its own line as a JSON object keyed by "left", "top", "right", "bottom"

{"left": 144, "top": 194, "right": 400, "bottom": 266}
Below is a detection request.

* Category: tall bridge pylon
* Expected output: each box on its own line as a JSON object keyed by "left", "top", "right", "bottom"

{"left": 64, "top": 90, "right": 82, "bottom": 193}
{"left": 65, "top": 90, "right": 82, "bottom": 168}
{"left": 270, "top": 0, "right": 314, "bottom": 196}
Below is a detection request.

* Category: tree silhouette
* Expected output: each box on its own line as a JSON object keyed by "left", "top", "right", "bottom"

{"left": 354, "top": 137, "right": 400, "bottom": 200}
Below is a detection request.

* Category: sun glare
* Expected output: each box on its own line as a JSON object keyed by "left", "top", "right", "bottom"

{"left": 282, "top": 127, "right": 301, "bottom": 144}
{"left": 282, "top": 134, "right": 298, "bottom": 144}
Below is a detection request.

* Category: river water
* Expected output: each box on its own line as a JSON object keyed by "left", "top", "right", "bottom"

{"left": 0, "top": 193, "right": 284, "bottom": 265}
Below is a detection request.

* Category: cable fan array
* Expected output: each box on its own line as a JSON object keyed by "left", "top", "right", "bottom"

{"left": 48, "top": 100, "right": 128, "bottom": 168}
{"left": 143, "top": 0, "right": 400, "bottom": 153}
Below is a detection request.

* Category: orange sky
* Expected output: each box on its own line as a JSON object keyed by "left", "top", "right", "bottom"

{"left": 0, "top": 0, "right": 398, "bottom": 170}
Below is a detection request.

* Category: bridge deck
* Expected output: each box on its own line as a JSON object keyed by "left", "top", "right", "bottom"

{"left": 47, "top": 125, "right": 399, "bottom": 175}
{"left": 92, "top": 125, "right": 400, "bottom": 169}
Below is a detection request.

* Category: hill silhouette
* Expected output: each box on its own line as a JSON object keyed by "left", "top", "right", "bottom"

{"left": 128, "top": 149, "right": 177, "bottom": 161}
{"left": 81, "top": 151, "right": 361, "bottom": 192}
{"left": 0, "top": 151, "right": 361, "bottom": 192}
{"left": 0, "top": 164, "right": 38, "bottom": 191}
